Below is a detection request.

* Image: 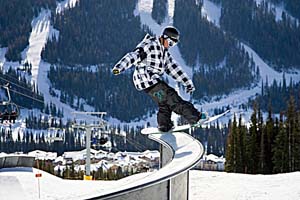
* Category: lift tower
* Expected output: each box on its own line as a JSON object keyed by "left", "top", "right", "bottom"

{"left": 71, "top": 112, "right": 107, "bottom": 180}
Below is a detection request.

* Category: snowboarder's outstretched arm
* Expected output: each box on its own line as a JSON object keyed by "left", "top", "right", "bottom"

{"left": 112, "top": 48, "right": 146, "bottom": 75}
{"left": 164, "top": 52, "right": 195, "bottom": 94}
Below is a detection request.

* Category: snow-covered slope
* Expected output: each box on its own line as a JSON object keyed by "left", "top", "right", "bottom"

{"left": 202, "top": 0, "right": 221, "bottom": 27}
{"left": 190, "top": 170, "right": 300, "bottom": 200}
{"left": 1, "top": 168, "right": 299, "bottom": 200}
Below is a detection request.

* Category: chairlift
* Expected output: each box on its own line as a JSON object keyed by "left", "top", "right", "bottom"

{"left": 92, "top": 136, "right": 109, "bottom": 145}
{"left": 91, "top": 129, "right": 109, "bottom": 146}
{"left": 99, "top": 137, "right": 108, "bottom": 145}
{"left": 0, "top": 84, "right": 19, "bottom": 123}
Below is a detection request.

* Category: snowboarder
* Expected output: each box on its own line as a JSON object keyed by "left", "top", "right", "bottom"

{"left": 112, "top": 26, "right": 207, "bottom": 132}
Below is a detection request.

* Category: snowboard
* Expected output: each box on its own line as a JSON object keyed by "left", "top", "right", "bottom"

{"left": 141, "top": 110, "right": 230, "bottom": 135}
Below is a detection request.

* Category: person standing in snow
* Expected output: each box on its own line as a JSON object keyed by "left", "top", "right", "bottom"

{"left": 112, "top": 26, "right": 207, "bottom": 132}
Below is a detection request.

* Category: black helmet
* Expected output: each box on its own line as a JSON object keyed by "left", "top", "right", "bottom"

{"left": 162, "top": 26, "right": 180, "bottom": 42}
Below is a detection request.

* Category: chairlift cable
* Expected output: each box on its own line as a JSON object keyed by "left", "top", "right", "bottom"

{"left": 8, "top": 88, "right": 44, "bottom": 104}
{"left": 1, "top": 71, "right": 24, "bottom": 82}
{"left": 0, "top": 76, "right": 36, "bottom": 94}
{"left": 125, "top": 136, "right": 146, "bottom": 152}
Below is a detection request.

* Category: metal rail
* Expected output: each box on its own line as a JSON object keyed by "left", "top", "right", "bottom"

{"left": 87, "top": 132, "right": 204, "bottom": 200}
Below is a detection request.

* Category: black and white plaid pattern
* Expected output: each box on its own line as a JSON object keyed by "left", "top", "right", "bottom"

{"left": 113, "top": 34, "right": 194, "bottom": 91}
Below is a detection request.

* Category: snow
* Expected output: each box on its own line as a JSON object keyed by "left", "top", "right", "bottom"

{"left": 190, "top": 170, "right": 300, "bottom": 200}
{"left": 23, "top": 9, "right": 52, "bottom": 85}
{"left": 28, "top": 150, "right": 57, "bottom": 160}
{"left": 203, "top": 154, "right": 225, "bottom": 163}
{"left": 202, "top": 0, "right": 221, "bottom": 27}
{"left": 1, "top": 167, "right": 300, "bottom": 200}
{"left": 254, "top": 0, "right": 299, "bottom": 24}
{"left": 56, "top": 0, "right": 80, "bottom": 14}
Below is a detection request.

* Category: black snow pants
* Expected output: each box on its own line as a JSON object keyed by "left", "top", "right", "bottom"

{"left": 144, "top": 81, "right": 200, "bottom": 131}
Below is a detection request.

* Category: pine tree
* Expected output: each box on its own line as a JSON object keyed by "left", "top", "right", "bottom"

{"left": 248, "top": 102, "right": 259, "bottom": 174}
{"left": 294, "top": 108, "right": 300, "bottom": 171}
{"left": 272, "top": 114, "right": 289, "bottom": 173}
{"left": 264, "top": 107, "right": 274, "bottom": 174}
{"left": 286, "top": 95, "right": 300, "bottom": 171}
{"left": 234, "top": 115, "right": 244, "bottom": 173}
{"left": 238, "top": 115, "right": 247, "bottom": 173}
{"left": 225, "top": 118, "right": 236, "bottom": 172}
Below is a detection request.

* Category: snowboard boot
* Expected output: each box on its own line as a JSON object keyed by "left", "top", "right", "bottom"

{"left": 158, "top": 122, "right": 174, "bottom": 132}
{"left": 197, "top": 112, "right": 209, "bottom": 124}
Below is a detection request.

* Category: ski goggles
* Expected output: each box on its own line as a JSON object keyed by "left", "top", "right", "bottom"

{"left": 166, "top": 37, "right": 178, "bottom": 47}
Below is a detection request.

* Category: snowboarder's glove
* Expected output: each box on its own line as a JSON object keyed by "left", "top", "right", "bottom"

{"left": 185, "top": 84, "right": 195, "bottom": 94}
{"left": 112, "top": 69, "right": 120, "bottom": 75}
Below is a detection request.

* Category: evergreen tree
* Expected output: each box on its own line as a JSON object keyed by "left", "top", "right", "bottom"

{"left": 264, "top": 107, "right": 275, "bottom": 174}
{"left": 238, "top": 115, "right": 247, "bottom": 173}
{"left": 272, "top": 114, "right": 289, "bottom": 173}
{"left": 286, "top": 96, "right": 299, "bottom": 171}
{"left": 295, "top": 106, "right": 300, "bottom": 171}
{"left": 248, "top": 102, "right": 259, "bottom": 174}
{"left": 225, "top": 118, "right": 235, "bottom": 172}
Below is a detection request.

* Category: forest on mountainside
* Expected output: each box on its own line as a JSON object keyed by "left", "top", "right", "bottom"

{"left": 269, "top": 0, "right": 300, "bottom": 20}
{"left": 2, "top": 0, "right": 300, "bottom": 121}
{"left": 0, "top": 0, "right": 56, "bottom": 61}
{"left": 174, "top": 0, "right": 258, "bottom": 98}
{"left": 42, "top": 0, "right": 146, "bottom": 65}
{"left": 0, "top": 67, "right": 44, "bottom": 110}
{"left": 220, "top": 0, "right": 300, "bottom": 70}
{"left": 253, "top": 75, "right": 300, "bottom": 113}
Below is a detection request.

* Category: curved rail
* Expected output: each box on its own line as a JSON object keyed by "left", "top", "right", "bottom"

{"left": 88, "top": 132, "right": 204, "bottom": 200}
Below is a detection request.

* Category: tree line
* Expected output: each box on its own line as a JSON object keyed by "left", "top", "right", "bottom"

{"left": 0, "top": 123, "right": 159, "bottom": 156}
{"left": 254, "top": 74, "right": 300, "bottom": 113}
{"left": 0, "top": 116, "right": 231, "bottom": 159}
{"left": 226, "top": 96, "right": 300, "bottom": 174}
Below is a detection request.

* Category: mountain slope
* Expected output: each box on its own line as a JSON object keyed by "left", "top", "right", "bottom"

{"left": 0, "top": 0, "right": 299, "bottom": 125}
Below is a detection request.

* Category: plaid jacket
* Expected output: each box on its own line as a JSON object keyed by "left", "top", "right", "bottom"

{"left": 113, "top": 34, "right": 194, "bottom": 91}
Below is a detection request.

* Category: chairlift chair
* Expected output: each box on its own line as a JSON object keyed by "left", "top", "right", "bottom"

{"left": 0, "top": 84, "right": 20, "bottom": 123}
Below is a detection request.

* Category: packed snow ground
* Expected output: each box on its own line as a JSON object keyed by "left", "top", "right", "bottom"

{"left": 0, "top": 167, "right": 300, "bottom": 200}
{"left": 189, "top": 170, "right": 300, "bottom": 200}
